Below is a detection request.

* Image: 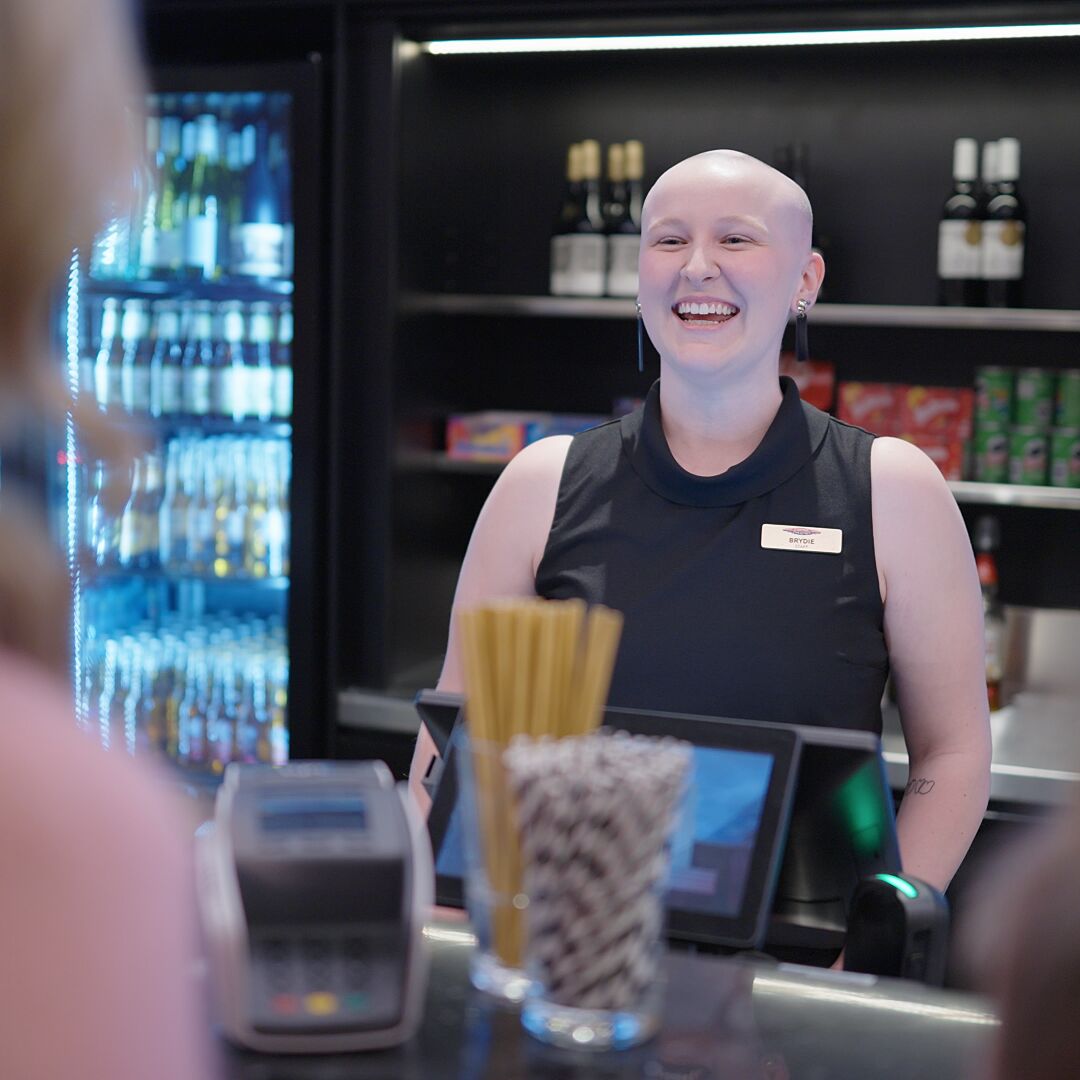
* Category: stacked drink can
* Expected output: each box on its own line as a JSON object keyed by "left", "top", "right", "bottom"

{"left": 973, "top": 367, "right": 1080, "bottom": 486}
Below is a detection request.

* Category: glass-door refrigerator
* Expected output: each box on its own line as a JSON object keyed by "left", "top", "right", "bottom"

{"left": 54, "top": 63, "right": 326, "bottom": 780}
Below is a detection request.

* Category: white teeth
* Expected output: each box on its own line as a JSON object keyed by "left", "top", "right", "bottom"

{"left": 676, "top": 301, "right": 737, "bottom": 317}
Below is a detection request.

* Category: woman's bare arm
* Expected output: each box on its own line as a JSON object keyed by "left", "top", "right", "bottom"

{"left": 406, "top": 436, "right": 571, "bottom": 812}
{"left": 871, "top": 437, "right": 992, "bottom": 891}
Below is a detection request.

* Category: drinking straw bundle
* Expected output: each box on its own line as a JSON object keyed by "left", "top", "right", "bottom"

{"left": 505, "top": 732, "right": 690, "bottom": 1011}
{"left": 458, "top": 598, "right": 624, "bottom": 969}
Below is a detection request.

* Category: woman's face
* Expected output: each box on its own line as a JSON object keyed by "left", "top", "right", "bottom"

{"left": 638, "top": 154, "right": 821, "bottom": 379}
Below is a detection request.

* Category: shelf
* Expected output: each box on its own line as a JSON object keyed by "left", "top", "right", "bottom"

{"left": 397, "top": 451, "right": 1080, "bottom": 509}
{"left": 397, "top": 451, "right": 505, "bottom": 475}
{"left": 81, "top": 275, "right": 293, "bottom": 303}
{"left": 83, "top": 570, "right": 290, "bottom": 590}
{"left": 107, "top": 415, "right": 293, "bottom": 439}
{"left": 400, "top": 292, "right": 1080, "bottom": 332}
{"left": 948, "top": 481, "right": 1080, "bottom": 510}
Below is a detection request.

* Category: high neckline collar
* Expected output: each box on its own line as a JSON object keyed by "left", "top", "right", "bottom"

{"left": 620, "top": 376, "right": 830, "bottom": 507}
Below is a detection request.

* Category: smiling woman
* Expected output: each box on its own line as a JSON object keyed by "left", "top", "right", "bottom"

{"left": 410, "top": 148, "right": 990, "bottom": 917}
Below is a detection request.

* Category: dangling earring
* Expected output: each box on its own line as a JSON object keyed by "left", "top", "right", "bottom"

{"left": 636, "top": 300, "right": 644, "bottom": 373}
{"left": 795, "top": 298, "right": 810, "bottom": 363}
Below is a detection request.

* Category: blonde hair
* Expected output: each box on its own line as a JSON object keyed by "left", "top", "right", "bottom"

{"left": 0, "top": 0, "right": 145, "bottom": 676}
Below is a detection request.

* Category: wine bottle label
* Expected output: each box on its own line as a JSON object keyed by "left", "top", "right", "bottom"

{"left": 79, "top": 358, "right": 96, "bottom": 400}
{"left": 606, "top": 234, "right": 640, "bottom": 296}
{"left": 132, "top": 368, "right": 152, "bottom": 412}
{"left": 981, "top": 220, "right": 1025, "bottom": 281}
{"left": 139, "top": 226, "right": 161, "bottom": 272}
{"left": 108, "top": 368, "right": 123, "bottom": 410}
{"left": 564, "top": 234, "right": 606, "bottom": 296}
{"left": 251, "top": 369, "right": 274, "bottom": 421}
{"left": 184, "top": 367, "right": 212, "bottom": 415}
{"left": 155, "top": 228, "right": 183, "bottom": 271}
{"left": 272, "top": 368, "right": 293, "bottom": 419}
{"left": 231, "top": 223, "right": 285, "bottom": 278}
{"left": 161, "top": 368, "right": 183, "bottom": 414}
{"left": 937, "top": 219, "right": 981, "bottom": 279}
{"left": 184, "top": 216, "right": 218, "bottom": 277}
{"left": 550, "top": 235, "right": 571, "bottom": 295}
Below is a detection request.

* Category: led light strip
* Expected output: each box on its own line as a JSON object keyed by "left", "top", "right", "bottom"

{"left": 421, "top": 22, "right": 1080, "bottom": 55}
{"left": 65, "top": 248, "right": 86, "bottom": 731}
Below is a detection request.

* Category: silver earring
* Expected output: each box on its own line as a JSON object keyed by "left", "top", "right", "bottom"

{"left": 636, "top": 300, "right": 644, "bottom": 373}
{"left": 795, "top": 298, "right": 809, "bottom": 363}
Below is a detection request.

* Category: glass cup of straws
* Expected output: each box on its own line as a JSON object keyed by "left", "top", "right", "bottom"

{"left": 457, "top": 732, "right": 531, "bottom": 1003}
{"left": 456, "top": 598, "right": 626, "bottom": 1006}
{"left": 505, "top": 731, "right": 691, "bottom": 1051}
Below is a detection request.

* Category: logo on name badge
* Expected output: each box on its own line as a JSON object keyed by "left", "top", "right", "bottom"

{"left": 761, "top": 523, "right": 843, "bottom": 554}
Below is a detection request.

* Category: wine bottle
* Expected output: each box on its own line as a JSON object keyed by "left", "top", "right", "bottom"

{"left": 231, "top": 122, "right": 285, "bottom": 278}
{"left": 183, "top": 114, "right": 222, "bottom": 279}
{"left": 550, "top": 143, "right": 582, "bottom": 296}
{"left": 937, "top": 138, "right": 981, "bottom": 306}
{"left": 150, "top": 116, "right": 186, "bottom": 274}
{"left": 624, "top": 140, "right": 644, "bottom": 231}
{"left": 982, "top": 137, "right": 1026, "bottom": 308}
{"left": 604, "top": 143, "right": 640, "bottom": 298}
{"left": 565, "top": 138, "right": 606, "bottom": 297}
{"left": 272, "top": 302, "right": 293, "bottom": 419}
{"left": 181, "top": 300, "right": 214, "bottom": 417}
{"left": 973, "top": 515, "right": 1007, "bottom": 711}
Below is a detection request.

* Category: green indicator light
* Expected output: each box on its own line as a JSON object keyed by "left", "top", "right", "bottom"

{"left": 876, "top": 873, "right": 918, "bottom": 899}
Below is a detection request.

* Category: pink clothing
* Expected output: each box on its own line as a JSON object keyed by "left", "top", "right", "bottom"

{"left": 0, "top": 649, "right": 215, "bottom": 1079}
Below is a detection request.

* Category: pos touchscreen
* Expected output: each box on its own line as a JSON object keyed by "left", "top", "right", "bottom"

{"left": 425, "top": 706, "right": 801, "bottom": 951}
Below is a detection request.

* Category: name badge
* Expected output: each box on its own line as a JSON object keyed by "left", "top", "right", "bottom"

{"left": 761, "top": 523, "right": 843, "bottom": 554}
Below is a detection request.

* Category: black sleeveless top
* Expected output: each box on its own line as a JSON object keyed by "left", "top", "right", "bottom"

{"left": 535, "top": 377, "right": 889, "bottom": 734}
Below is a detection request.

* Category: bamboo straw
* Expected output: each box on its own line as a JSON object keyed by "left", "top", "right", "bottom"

{"left": 458, "top": 597, "right": 624, "bottom": 969}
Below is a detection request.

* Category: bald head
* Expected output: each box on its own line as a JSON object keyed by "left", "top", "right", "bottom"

{"left": 643, "top": 150, "right": 814, "bottom": 254}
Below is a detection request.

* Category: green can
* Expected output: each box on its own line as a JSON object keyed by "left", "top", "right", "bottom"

{"left": 1008, "top": 427, "right": 1049, "bottom": 485}
{"left": 1050, "top": 427, "right": 1080, "bottom": 488}
{"left": 1055, "top": 369, "right": 1080, "bottom": 428}
{"left": 974, "top": 366, "right": 1014, "bottom": 427}
{"left": 1014, "top": 368, "right": 1056, "bottom": 430}
{"left": 972, "top": 425, "right": 1010, "bottom": 482}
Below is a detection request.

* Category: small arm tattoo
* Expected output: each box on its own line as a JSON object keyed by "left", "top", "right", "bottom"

{"left": 905, "top": 777, "right": 936, "bottom": 795}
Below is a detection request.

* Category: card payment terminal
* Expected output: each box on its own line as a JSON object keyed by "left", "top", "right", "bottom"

{"left": 197, "top": 760, "right": 432, "bottom": 1053}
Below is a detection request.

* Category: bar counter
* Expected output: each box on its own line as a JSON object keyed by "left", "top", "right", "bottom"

{"left": 220, "top": 919, "right": 997, "bottom": 1079}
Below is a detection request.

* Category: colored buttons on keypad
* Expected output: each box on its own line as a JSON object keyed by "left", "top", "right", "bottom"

{"left": 304, "top": 992, "right": 338, "bottom": 1016}
{"left": 271, "top": 994, "right": 300, "bottom": 1015}
{"left": 343, "top": 992, "right": 370, "bottom": 1014}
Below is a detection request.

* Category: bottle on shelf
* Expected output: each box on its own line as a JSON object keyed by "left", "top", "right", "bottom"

{"left": 92, "top": 297, "right": 124, "bottom": 411}
{"left": 146, "top": 115, "right": 186, "bottom": 275}
{"left": 119, "top": 298, "right": 152, "bottom": 415}
{"left": 213, "top": 301, "right": 248, "bottom": 420}
{"left": 187, "top": 441, "right": 214, "bottom": 574}
{"left": 136, "top": 451, "right": 164, "bottom": 570}
{"left": 982, "top": 137, "right": 1025, "bottom": 308}
{"left": 183, "top": 114, "right": 222, "bottom": 279}
{"left": 248, "top": 301, "right": 276, "bottom": 422}
{"left": 272, "top": 301, "right": 293, "bottom": 419}
{"left": 603, "top": 143, "right": 640, "bottom": 298}
{"left": 151, "top": 300, "right": 184, "bottom": 417}
{"left": 937, "top": 137, "right": 982, "bottom": 307}
{"left": 116, "top": 456, "right": 143, "bottom": 570}
{"left": 159, "top": 439, "right": 189, "bottom": 571}
{"left": 550, "top": 143, "right": 583, "bottom": 296}
{"left": 973, "top": 515, "right": 1007, "bottom": 712}
{"left": 232, "top": 121, "right": 286, "bottom": 279}
{"left": 624, "top": 139, "right": 644, "bottom": 233}
{"left": 565, "top": 138, "right": 606, "bottom": 297}
{"left": 181, "top": 300, "right": 214, "bottom": 417}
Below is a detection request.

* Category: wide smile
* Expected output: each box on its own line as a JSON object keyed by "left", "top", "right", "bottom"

{"left": 671, "top": 298, "right": 740, "bottom": 329}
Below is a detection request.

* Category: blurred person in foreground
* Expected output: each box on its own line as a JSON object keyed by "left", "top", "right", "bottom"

{"left": 0, "top": 0, "right": 213, "bottom": 1076}
{"left": 959, "top": 799, "right": 1080, "bottom": 1080}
